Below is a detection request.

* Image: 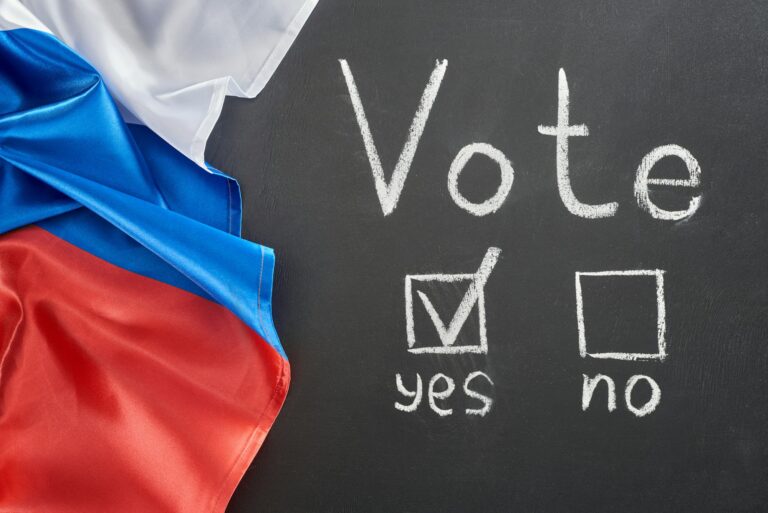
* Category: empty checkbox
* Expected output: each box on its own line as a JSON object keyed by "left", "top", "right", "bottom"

{"left": 574, "top": 270, "right": 666, "bottom": 361}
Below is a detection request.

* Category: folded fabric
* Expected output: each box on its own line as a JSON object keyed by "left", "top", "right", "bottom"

{"left": 0, "top": 26, "right": 288, "bottom": 512}
{"left": 0, "top": 0, "right": 317, "bottom": 166}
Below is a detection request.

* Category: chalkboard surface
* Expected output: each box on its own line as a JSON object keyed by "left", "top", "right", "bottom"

{"left": 206, "top": 1, "right": 768, "bottom": 511}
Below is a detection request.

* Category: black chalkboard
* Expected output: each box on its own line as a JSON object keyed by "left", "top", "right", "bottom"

{"left": 206, "top": 1, "right": 768, "bottom": 511}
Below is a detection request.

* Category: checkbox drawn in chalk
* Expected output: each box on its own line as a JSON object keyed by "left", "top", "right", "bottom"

{"left": 574, "top": 269, "right": 667, "bottom": 361}
{"left": 405, "top": 247, "right": 501, "bottom": 354}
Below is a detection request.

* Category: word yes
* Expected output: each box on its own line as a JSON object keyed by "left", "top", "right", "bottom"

{"left": 395, "top": 371, "right": 493, "bottom": 417}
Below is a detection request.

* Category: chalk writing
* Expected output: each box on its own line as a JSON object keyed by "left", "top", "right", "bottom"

{"left": 428, "top": 373, "right": 455, "bottom": 416}
{"left": 395, "top": 373, "right": 422, "bottom": 413}
{"left": 635, "top": 144, "right": 702, "bottom": 220}
{"left": 394, "top": 372, "right": 494, "bottom": 417}
{"left": 538, "top": 68, "right": 619, "bottom": 218}
{"left": 625, "top": 374, "right": 662, "bottom": 417}
{"left": 341, "top": 62, "right": 703, "bottom": 220}
{"left": 338, "top": 61, "right": 691, "bottom": 422}
{"left": 447, "top": 143, "right": 514, "bottom": 216}
{"left": 575, "top": 270, "right": 667, "bottom": 362}
{"left": 339, "top": 59, "right": 447, "bottom": 216}
{"left": 582, "top": 374, "right": 617, "bottom": 412}
{"left": 464, "top": 371, "right": 494, "bottom": 416}
{"left": 405, "top": 247, "right": 501, "bottom": 354}
{"left": 581, "top": 374, "right": 662, "bottom": 417}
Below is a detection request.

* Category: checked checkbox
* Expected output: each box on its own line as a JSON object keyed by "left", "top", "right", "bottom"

{"left": 405, "top": 247, "right": 501, "bottom": 354}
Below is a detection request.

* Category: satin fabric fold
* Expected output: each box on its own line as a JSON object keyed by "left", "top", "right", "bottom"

{"left": 1, "top": 0, "right": 318, "bottom": 166}
{"left": 0, "top": 226, "right": 289, "bottom": 512}
{"left": 0, "top": 27, "right": 281, "bottom": 352}
{"left": 0, "top": 26, "right": 289, "bottom": 512}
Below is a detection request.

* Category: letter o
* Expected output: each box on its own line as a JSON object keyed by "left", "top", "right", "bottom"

{"left": 447, "top": 142, "right": 514, "bottom": 216}
{"left": 624, "top": 374, "right": 661, "bottom": 417}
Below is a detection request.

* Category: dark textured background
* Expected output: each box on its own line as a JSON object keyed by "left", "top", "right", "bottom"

{"left": 206, "top": 1, "right": 768, "bottom": 511}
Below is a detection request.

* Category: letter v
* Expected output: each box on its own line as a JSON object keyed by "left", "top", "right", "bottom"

{"left": 339, "top": 59, "right": 448, "bottom": 216}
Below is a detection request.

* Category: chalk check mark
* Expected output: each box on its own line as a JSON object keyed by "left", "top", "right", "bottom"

{"left": 416, "top": 247, "right": 501, "bottom": 347}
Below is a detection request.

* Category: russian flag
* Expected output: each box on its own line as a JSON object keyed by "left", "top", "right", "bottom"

{"left": 0, "top": 1, "right": 315, "bottom": 511}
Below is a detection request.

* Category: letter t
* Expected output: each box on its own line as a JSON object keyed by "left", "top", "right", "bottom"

{"left": 538, "top": 68, "right": 618, "bottom": 218}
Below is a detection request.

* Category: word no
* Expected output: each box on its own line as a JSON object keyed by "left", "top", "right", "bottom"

{"left": 582, "top": 374, "right": 661, "bottom": 417}
{"left": 340, "top": 60, "right": 702, "bottom": 220}
{"left": 395, "top": 371, "right": 494, "bottom": 417}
